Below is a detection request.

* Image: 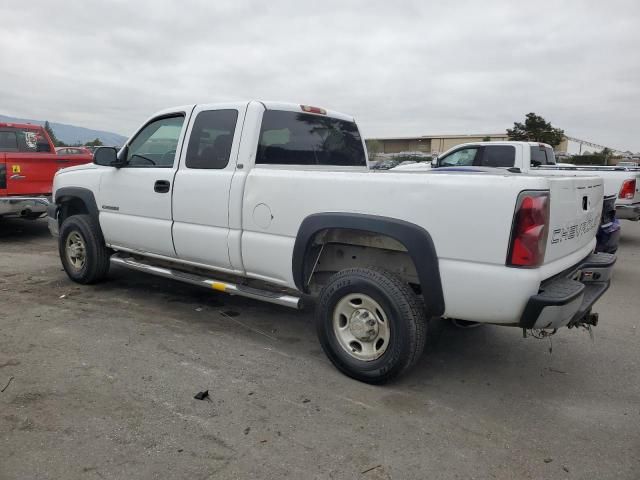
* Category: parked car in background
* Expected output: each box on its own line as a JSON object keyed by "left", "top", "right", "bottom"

{"left": 56, "top": 146, "right": 94, "bottom": 163}
{"left": 56, "top": 146, "right": 92, "bottom": 156}
{"left": 48, "top": 101, "right": 614, "bottom": 383}
{"left": 0, "top": 123, "right": 90, "bottom": 219}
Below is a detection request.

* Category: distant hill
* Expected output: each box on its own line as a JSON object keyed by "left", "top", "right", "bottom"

{"left": 0, "top": 114, "right": 127, "bottom": 147}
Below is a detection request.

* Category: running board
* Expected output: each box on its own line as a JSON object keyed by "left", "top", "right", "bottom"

{"left": 110, "top": 254, "right": 303, "bottom": 309}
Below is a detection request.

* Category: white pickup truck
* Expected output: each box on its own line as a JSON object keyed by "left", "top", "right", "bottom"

{"left": 47, "top": 102, "right": 615, "bottom": 383}
{"left": 396, "top": 141, "right": 640, "bottom": 221}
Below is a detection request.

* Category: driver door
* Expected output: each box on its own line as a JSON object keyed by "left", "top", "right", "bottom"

{"left": 98, "top": 113, "right": 188, "bottom": 256}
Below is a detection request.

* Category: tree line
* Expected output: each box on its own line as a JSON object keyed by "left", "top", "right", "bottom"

{"left": 44, "top": 121, "right": 103, "bottom": 148}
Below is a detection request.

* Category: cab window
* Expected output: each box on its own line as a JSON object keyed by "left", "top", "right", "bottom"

{"left": 439, "top": 147, "right": 479, "bottom": 167}
{"left": 185, "top": 110, "right": 238, "bottom": 169}
{"left": 0, "top": 131, "right": 19, "bottom": 152}
{"left": 126, "top": 115, "right": 185, "bottom": 168}
{"left": 530, "top": 145, "right": 556, "bottom": 166}
{"left": 480, "top": 145, "right": 516, "bottom": 167}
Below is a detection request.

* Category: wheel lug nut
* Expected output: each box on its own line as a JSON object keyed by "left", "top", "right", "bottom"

{"left": 368, "top": 329, "right": 376, "bottom": 335}
{"left": 367, "top": 319, "right": 375, "bottom": 326}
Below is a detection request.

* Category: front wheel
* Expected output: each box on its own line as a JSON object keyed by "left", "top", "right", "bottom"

{"left": 316, "top": 268, "right": 427, "bottom": 384}
{"left": 59, "top": 214, "right": 111, "bottom": 284}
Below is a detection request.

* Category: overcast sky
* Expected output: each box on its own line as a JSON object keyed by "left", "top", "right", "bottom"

{"left": 1, "top": 1, "right": 638, "bottom": 151}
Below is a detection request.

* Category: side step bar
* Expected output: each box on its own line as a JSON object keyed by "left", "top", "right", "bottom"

{"left": 110, "top": 254, "right": 303, "bottom": 309}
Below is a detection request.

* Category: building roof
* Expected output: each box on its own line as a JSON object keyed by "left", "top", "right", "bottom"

{"left": 368, "top": 133, "right": 508, "bottom": 141}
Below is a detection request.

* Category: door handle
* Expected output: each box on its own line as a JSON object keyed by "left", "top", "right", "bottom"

{"left": 154, "top": 180, "right": 171, "bottom": 193}
{"left": 10, "top": 174, "right": 26, "bottom": 180}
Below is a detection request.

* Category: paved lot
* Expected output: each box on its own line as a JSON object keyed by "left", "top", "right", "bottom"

{"left": 0, "top": 218, "right": 638, "bottom": 479}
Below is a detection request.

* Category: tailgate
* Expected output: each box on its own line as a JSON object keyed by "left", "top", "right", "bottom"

{"left": 545, "top": 176, "right": 603, "bottom": 263}
{"left": 4, "top": 151, "right": 62, "bottom": 196}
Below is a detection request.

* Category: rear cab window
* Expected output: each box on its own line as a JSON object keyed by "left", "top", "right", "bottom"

{"left": 0, "top": 126, "right": 52, "bottom": 153}
{"left": 256, "top": 110, "right": 366, "bottom": 167}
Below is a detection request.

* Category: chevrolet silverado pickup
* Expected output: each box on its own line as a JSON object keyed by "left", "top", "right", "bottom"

{"left": 47, "top": 102, "right": 615, "bottom": 383}
{"left": 398, "top": 141, "right": 640, "bottom": 222}
{"left": 0, "top": 123, "right": 89, "bottom": 219}
{"left": 395, "top": 141, "right": 622, "bottom": 253}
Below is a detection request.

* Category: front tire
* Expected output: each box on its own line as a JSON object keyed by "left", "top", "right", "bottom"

{"left": 316, "top": 268, "right": 427, "bottom": 384}
{"left": 59, "top": 214, "right": 111, "bottom": 284}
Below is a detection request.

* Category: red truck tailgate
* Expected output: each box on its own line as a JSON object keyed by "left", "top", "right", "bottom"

{"left": 5, "top": 151, "right": 64, "bottom": 195}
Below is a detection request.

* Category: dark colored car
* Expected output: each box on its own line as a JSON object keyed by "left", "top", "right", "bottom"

{"left": 596, "top": 195, "right": 621, "bottom": 254}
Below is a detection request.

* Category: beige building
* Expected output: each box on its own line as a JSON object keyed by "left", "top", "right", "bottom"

{"left": 366, "top": 134, "right": 607, "bottom": 157}
{"left": 366, "top": 134, "right": 509, "bottom": 155}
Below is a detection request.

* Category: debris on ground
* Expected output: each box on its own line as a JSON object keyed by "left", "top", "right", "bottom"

{"left": 1, "top": 376, "right": 15, "bottom": 393}
{"left": 361, "top": 464, "right": 382, "bottom": 474}
{"left": 544, "top": 458, "right": 553, "bottom": 463}
{"left": 193, "top": 390, "right": 209, "bottom": 400}
{"left": 244, "top": 427, "right": 250, "bottom": 435}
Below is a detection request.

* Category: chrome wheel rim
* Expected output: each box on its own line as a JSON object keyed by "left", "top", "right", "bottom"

{"left": 333, "top": 293, "right": 390, "bottom": 361}
{"left": 65, "top": 231, "right": 86, "bottom": 270}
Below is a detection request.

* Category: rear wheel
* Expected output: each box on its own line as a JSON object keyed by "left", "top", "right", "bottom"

{"left": 59, "top": 214, "right": 111, "bottom": 284}
{"left": 316, "top": 268, "right": 427, "bottom": 384}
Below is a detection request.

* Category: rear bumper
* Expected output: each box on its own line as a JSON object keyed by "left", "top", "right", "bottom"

{"left": 616, "top": 202, "right": 640, "bottom": 220}
{"left": 519, "top": 252, "right": 616, "bottom": 330}
{"left": 0, "top": 196, "right": 50, "bottom": 217}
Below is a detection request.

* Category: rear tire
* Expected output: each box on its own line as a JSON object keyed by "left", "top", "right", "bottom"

{"left": 59, "top": 214, "right": 111, "bottom": 284}
{"left": 316, "top": 267, "right": 427, "bottom": 384}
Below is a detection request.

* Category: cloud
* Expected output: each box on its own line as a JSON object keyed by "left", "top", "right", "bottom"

{"left": 0, "top": 0, "right": 638, "bottom": 150}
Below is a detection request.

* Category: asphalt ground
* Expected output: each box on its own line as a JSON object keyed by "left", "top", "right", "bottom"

{"left": 1, "top": 218, "right": 638, "bottom": 479}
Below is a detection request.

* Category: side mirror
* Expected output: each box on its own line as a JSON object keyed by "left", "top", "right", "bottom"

{"left": 93, "top": 146, "right": 123, "bottom": 167}
{"left": 431, "top": 156, "right": 438, "bottom": 168}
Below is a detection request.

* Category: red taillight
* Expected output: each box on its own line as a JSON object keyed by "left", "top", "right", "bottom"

{"left": 507, "top": 192, "right": 550, "bottom": 267}
{"left": 300, "top": 105, "right": 327, "bottom": 115}
{"left": 619, "top": 179, "right": 636, "bottom": 199}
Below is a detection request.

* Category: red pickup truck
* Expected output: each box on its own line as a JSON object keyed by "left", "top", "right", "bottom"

{"left": 0, "top": 123, "right": 90, "bottom": 219}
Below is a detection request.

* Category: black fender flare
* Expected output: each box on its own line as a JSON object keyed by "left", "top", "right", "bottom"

{"left": 292, "top": 212, "right": 445, "bottom": 317}
{"left": 52, "top": 187, "right": 99, "bottom": 223}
